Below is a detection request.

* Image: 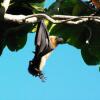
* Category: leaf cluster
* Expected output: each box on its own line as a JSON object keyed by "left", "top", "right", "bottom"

{"left": 0, "top": 0, "right": 100, "bottom": 66}
{"left": 47, "top": 0, "right": 100, "bottom": 65}
{"left": 0, "top": 0, "right": 45, "bottom": 55}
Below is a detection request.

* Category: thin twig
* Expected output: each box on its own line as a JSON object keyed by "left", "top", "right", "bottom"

{"left": 25, "top": 14, "right": 67, "bottom": 24}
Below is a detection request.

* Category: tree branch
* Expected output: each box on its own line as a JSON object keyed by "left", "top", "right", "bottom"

{"left": 2, "top": 0, "right": 11, "bottom": 12}
{"left": 24, "top": 14, "right": 67, "bottom": 23}
{"left": 4, "top": 14, "right": 38, "bottom": 23}
{"left": 3, "top": 13, "right": 100, "bottom": 25}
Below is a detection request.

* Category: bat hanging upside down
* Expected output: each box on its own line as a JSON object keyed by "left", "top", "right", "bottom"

{"left": 28, "top": 20, "right": 63, "bottom": 81}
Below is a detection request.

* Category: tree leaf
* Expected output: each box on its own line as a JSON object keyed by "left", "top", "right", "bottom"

{"left": 7, "top": 3, "right": 33, "bottom": 15}
{"left": 11, "top": 0, "right": 45, "bottom": 3}
{"left": 29, "top": 2, "right": 45, "bottom": 13}
{"left": 6, "top": 24, "right": 33, "bottom": 51}
{"left": 47, "top": 0, "right": 74, "bottom": 15}
{"left": 6, "top": 32, "right": 27, "bottom": 51}
{"left": 0, "top": 34, "right": 6, "bottom": 56}
{"left": 47, "top": 0, "right": 94, "bottom": 16}
{"left": 81, "top": 46, "right": 100, "bottom": 65}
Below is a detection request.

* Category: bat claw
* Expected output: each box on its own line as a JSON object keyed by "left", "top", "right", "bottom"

{"left": 38, "top": 71, "right": 47, "bottom": 82}
{"left": 33, "top": 68, "right": 46, "bottom": 82}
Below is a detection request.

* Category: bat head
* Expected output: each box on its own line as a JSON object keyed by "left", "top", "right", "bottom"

{"left": 49, "top": 36, "right": 64, "bottom": 48}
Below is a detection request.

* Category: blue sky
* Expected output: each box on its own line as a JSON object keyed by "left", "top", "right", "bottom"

{"left": 0, "top": 0, "right": 100, "bottom": 100}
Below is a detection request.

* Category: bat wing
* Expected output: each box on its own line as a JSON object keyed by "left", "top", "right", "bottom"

{"left": 35, "top": 20, "right": 53, "bottom": 57}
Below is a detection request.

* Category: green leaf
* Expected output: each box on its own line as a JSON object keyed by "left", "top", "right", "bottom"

{"left": 47, "top": 0, "right": 74, "bottom": 15}
{"left": 72, "top": 4, "right": 81, "bottom": 15}
{"left": 0, "top": 37, "right": 6, "bottom": 56}
{"left": 47, "top": 0, "right": 94, "bottom": 16}
{"left": 87, "top": 22, "right": 100, "bottom": 47}
{"left": 81, "top": 22, "right": 100, "bottom": 62}
{"left": 31, "top": 24, "right": 37, "bottom": 32}
{"left": 90, "top": 47, "right": 100, "bottom": 60}
{"left": 7, "top": 3, "right": 33, "bottom": 15}
{"left": 6, "top": 32, "right": 27, "bottom": 51}
{"left": 81, "top": 46, "right": 100, "bottom": 65}
{"left": 0, "top": 6, "right": 5, "bottom": 20}
{"left": 11, "top": 0, "right": 45, "bottom": 3}
{"left": 6, "top": 24, "right": 33, "bottom": 51}
{"left": 59, "top": 0, "right": 74, "bottom": 15}
{"left": 30, "top": 2, "right": 45, "bottom": 13}
{"left": 10, "top": 0, "right": 45, "bottom": 14}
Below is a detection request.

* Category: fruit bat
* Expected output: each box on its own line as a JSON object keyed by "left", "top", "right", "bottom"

{"left": 28, "top": 20, "right": 53, "bottom": 81}
{"left": 28, "top": 21, "right": 63, "bottom": 81}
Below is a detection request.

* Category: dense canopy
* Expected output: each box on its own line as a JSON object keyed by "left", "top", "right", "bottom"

{"left": 0, "top": 0, "right": 100, "bottom": 66}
